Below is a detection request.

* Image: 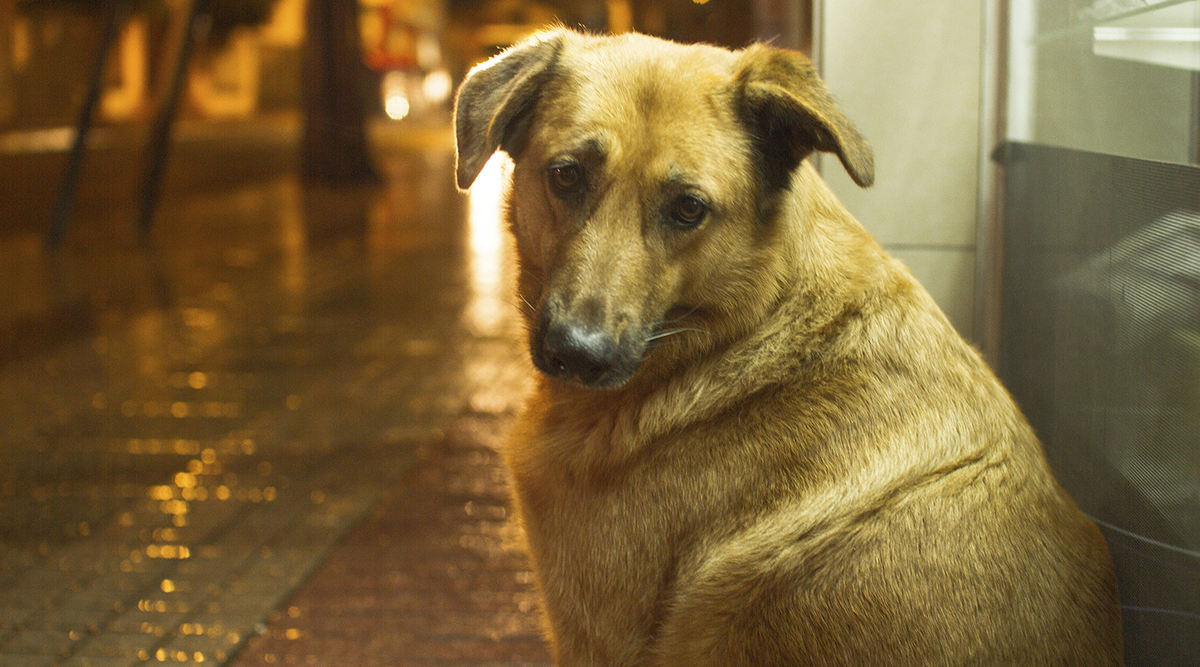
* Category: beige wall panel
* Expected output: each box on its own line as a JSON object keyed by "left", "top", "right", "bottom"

{"left": 819, "top": 0, "right": 983, "bottom": 249}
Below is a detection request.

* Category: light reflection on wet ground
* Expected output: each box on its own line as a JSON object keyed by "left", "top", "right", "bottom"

{"left": 0, "top": 126, "right": 533, "bottom": 666}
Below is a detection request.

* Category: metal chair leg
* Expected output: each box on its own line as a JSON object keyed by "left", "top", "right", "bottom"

{"left": 47, "top": 0, "right": 129, "bottom": 249}
{"left": 136, "top": 0, "right": 207, "bottom": 241}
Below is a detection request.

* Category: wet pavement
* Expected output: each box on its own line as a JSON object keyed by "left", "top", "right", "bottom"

{"left": 0, "top": 121, "right": 550, "bottom": 666}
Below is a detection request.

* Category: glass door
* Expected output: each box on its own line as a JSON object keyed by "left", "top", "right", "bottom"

{"left": 998, "top": 1, "right": 1200, "bottom": 664}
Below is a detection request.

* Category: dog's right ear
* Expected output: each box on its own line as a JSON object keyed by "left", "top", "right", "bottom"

{"left": 454, "top": 31, "right": 566, "bottom": 191}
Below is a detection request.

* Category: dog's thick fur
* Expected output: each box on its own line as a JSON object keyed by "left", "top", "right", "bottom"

{"left": 454, "top": 29, "right": 1122, "bottom": 666}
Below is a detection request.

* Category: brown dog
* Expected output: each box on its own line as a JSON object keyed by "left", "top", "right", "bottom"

{"left": 454, "top": 29, "right": 1122, "bottom": 666}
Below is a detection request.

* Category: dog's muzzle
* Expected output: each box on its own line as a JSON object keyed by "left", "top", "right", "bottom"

{"left": 539, "top": 321, "right": 620, "bottom": 386}
{"left": 533, "top": 316, "right": 643, "bottom": 388}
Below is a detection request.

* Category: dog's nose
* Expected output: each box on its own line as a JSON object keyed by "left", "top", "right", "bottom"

{"left": 541, "top": 323, "right": 619, "bottom": 385}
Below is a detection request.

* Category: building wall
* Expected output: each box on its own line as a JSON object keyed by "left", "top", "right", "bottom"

{"left": 818, "top": 0, "right": 983, "bottom": 340}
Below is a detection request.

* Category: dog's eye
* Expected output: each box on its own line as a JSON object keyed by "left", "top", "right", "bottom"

{"left": 670, "top": 195, "right": 708, "bottom": 228}
{"left": 548, "top": 164, "right": 584, "bottom": 195}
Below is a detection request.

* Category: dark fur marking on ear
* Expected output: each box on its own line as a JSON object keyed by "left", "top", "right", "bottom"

{"left": 454, "top": 32, "right": 566, "bottom": 190}
{"left": 735, "top": 44, "right": 875, "bottom": 198}
{"left": 742, "top": 94, "right": 813, "bottom": 196}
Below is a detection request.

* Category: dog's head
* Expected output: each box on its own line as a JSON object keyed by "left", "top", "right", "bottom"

{"left": 454, "top": 30, "right": 872, "bottom": 389}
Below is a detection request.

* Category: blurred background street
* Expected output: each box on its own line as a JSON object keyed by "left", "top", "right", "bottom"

{"left": 0, "top": 1, "right": 780, "bottom": 665}
{"left": 0, "top": 2, "right": 768, "bottom": 662}
{"left": 0, "top": 114, "right": 550, "bottom": 665}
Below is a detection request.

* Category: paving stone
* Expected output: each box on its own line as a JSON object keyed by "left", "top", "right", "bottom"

{"left": 0, "top": 653, "right": 59, "bottom": 667}
{"left": 57, "top": 655, "right": 144, "bottom": 667}
{"left": 0, "top": 606, "right": 35, "bottom": 630}
{"left": 3, "top": 628, "right": 80, "bottom": 655}
{"left": 19, "top": 607, "right": 108, "bottom": 632}
{"left": 227, "top": 416, "right": 549, "bottom": 667}
{"left": 103, "top": 610, "right": 188, "bottom": 636}
{"left": 75, "top": 632, "right": 162, "bottom": 658}
{"left": 161, "top": 633, "right": 244, "bottom": 662}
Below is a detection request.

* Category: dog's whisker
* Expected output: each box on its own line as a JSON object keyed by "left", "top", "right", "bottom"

{"left": 661, "top": 303, "right": 703, "bottom": 325}
{"left": 519, "top": 294, "right": 538, "bottom": 314}
{"left": 520, "top": 268, "right": 545, "bottom": 288}
{"left": 502, "top": 299, "right": 534, "bottom": 316}
{"left": 647, "top": 327, "right": 709, "bottom": 342}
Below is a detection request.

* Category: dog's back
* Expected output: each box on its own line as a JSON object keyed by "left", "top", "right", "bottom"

{"left": 646, "top": 211, "right": 1124, "bottom": 664}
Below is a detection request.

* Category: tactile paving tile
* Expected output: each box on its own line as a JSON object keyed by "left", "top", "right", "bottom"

{"left": 225, "top": 412, "right": 550, "bottom": 667}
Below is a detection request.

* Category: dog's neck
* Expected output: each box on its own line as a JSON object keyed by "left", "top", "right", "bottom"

{"left": 523, "top": 163, "right": 908, "bottom": 478}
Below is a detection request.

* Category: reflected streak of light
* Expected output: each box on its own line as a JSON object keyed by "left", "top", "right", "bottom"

{"left": 277, "top": 180, "right": 308, "bottom": 306}
{"left": 131, "top": 310, "right": 166, "bottom": 376}
{"left": 145, "top": 544, "right": 191, "bottom": 559}
{"left": 466, "top": 154, "right": 511, "bottom": 334}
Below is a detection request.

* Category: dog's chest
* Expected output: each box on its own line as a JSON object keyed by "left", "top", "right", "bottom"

{"left": 517, "top": 465, "right": 677, "bottom": 655}
{"left": 508, "top": 393, "right": 786, "bottom": 662}
{"left": 509, "top": 423, "right": 722, "bottom": 664}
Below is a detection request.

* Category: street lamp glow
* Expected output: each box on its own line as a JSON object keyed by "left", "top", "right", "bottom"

{"left": 382, "top": 70, "right": 410, "bottom": 120}
{"left": 385, "top": 94, "right": 410, "bottom": 120}
{"left": 423, "top": 69, "right": 453, "bottom": 105}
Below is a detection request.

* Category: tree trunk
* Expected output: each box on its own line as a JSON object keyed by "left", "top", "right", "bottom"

{"left": 301, "top": 0, "right": 378, "bottom": 184}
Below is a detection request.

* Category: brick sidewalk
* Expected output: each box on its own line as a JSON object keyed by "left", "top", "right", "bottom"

{"left": 0, "top": 127, "right": 553, "bottom": 667}
{"left": 227, "top": 413, "right": 551, "bottom": 667}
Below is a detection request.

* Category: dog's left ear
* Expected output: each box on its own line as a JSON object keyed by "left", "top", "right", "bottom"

{"left": 453, "top": 30, "right": 566, "bottom": 190}
{"left": 735, "top": 44, "right": 874, "bottom": 190}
